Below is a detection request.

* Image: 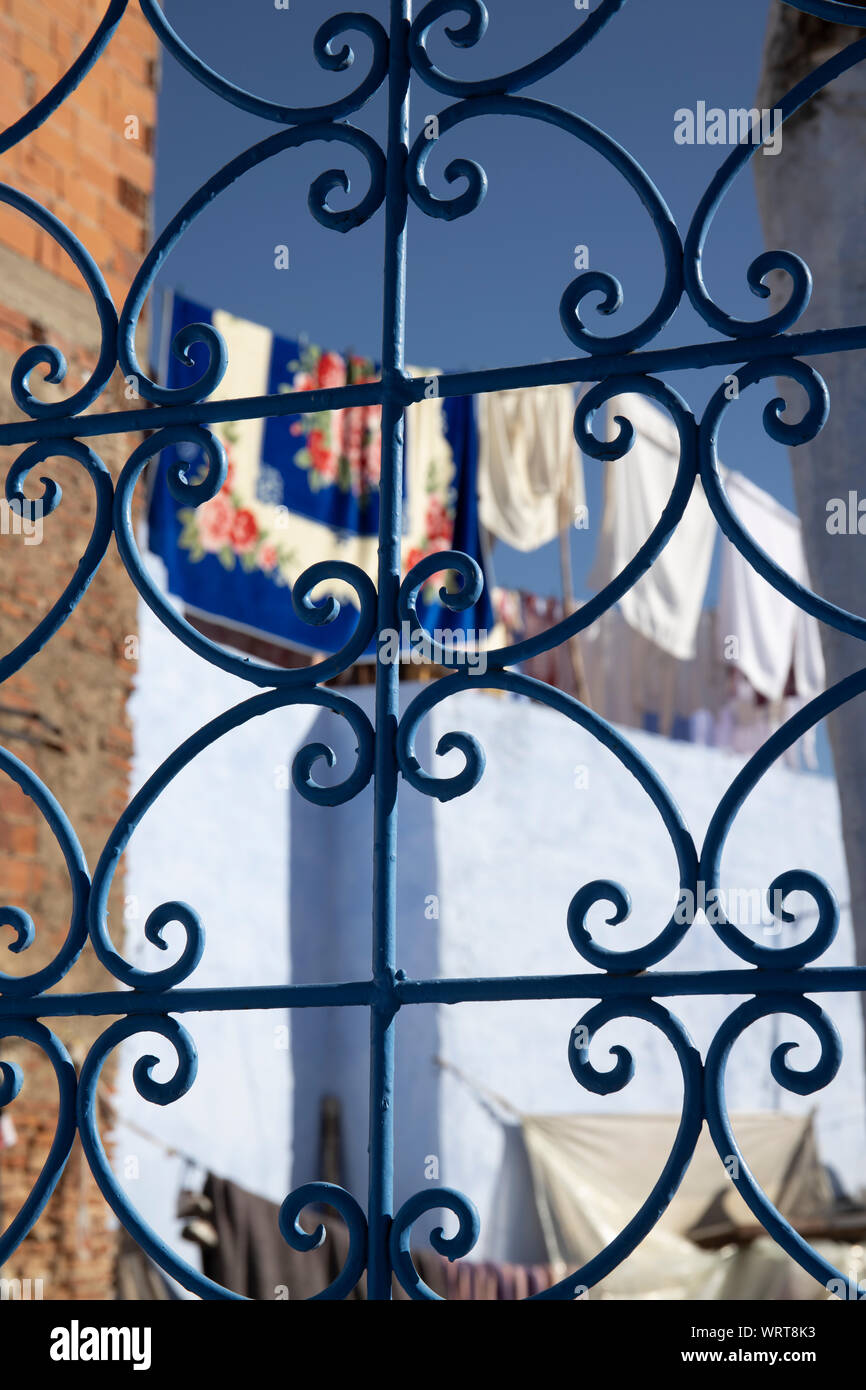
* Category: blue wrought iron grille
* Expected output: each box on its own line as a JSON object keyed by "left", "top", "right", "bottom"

{"left": 1, "top": 0, "right": 866, "bottom": 1301}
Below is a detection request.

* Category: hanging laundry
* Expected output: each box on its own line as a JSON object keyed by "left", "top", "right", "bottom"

{"left": 187, "top": 1172, "right": 353, "bottom": 1300}
{"left": 520, "top": 1111, "right": 854, "bottom": 1300}
{"left": 718, "top": 471, "right": 825, "bottom": 702}
{"left": 147, "top": 294, "right": 492, "bottom": 658}
{"left": 264, "top": 334, "right": 383, "bottom": 539}
{"left": 404, "top": 383, "right": 494, "bottom": 649}
{"left": 148, "top": 295, "right": 377, "bottom": 655}
{"left": 581, "top": 604, "right": 727, "bottom": 740}
{"left": 115, "top": 1228, "right": 176, "bottom": 1301}
{"left": 477, "top": 384, "right": 585, "bottom": 552}
{"left": 491, "top": 586, "right": 523, "bottom": 640}
{"left": 184, "top": 1171, "right": 450, "bottom": 1299}
{"left": 441, "top": 1258, "right": 560, "bottom": 1300}
{"left": 496, "top": 585, "right": 819, "bottom": 768}
{"left": 516, "top": 592, "right": 584, "bottom": 698}
{"left": 499, "top": 590, "right": 721, "bottom": 741}
{"left": 589, "top": 392, "right": 716, "bottom": 661}
{"left": 673, "top": 609, "right": 729, "bottom": 742}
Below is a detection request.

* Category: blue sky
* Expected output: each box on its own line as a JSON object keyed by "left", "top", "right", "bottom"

{"left": 151, "top": 0, "right": 785, "bottom": 604}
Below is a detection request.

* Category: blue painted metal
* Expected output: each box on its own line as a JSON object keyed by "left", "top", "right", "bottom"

{"left": 0, "top": 0, "right": 866, "bottom": 1302}
{"left": 366, "top": 0, "right": 411, "bottom": 1302}
{"left": 115, "top": 426, "right": 379, "bottom": 687}
{"left": 0, "top": 0, "right": 128, "bottom": 158}
{"left": 683, "top": 34, "right": 866, "bottom": 339}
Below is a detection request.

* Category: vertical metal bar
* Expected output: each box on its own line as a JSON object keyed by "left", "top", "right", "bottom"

{"left": 367, "top": 0, "right": 411, "bottom": 1301}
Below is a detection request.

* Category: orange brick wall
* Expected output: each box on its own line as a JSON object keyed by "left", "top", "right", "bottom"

{"left": 0, "top": 0, "right": 158, "bottom": 1300}
{"left": 0, "top": 0, "right": 157, "bottom": 309}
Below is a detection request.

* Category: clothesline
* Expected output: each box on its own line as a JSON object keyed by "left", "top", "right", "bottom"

{"left": 97, "top": 1090, "right": 202, "bottom": 1171}
{"left": 148, "top": 297, "right": 827, "bottom": 767}
{"left": 433, "top": 1054, "right": 522, "bottom": 1124}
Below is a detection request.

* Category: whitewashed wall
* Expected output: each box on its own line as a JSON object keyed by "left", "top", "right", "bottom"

{"left": 118, "top": 572, "right": 866, "bottom": 1285}
{"left": 115, "top": 565, "right": 317, "bottom": 1286}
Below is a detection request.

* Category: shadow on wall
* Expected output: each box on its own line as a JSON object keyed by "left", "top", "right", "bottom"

{"left": 288, "top": 691, "right": 442, "bottom": 1219}
{"left": 485, "top": 1122, "right": 549, "bottom": 1265}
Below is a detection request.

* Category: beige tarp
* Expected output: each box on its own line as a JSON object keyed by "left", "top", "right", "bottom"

{"left": 521, "top": 1112, "right": 864, "bottom": 1299}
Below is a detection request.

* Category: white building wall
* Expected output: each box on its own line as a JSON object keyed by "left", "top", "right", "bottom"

{"left": 118, "top": 579, "right": 866, "bottom": 1284}
{"left": 115, "top": 575, "right": 316, "bottom": 1284}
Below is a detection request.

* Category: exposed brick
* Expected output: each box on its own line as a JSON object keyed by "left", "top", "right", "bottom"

{"left": 17, "top": 34, "right": 62, "bottom": 87}
{"left": 9, "top": 0, "right": 55, "bottom": 48}
{"left": 0, "top": 856, "right": 38, "bottom": 899}
{"left": 112, "top": 139, "right": 153, "bottom": 197}
{"left": 0, "top": 207, "right": 41, "bottom": 262}
{"left": 116, "top": 175, "right": 149, "bottom": 220}
{"left": 0, "top": 0, "right": 156, "bottom": 1302}
{"left": 0, "top": 52, "right": 26, "bottom": 118}
{"left": 1, "top": 821, "right": 38, "bottom": 855}
{"left": 110, "top": 69, "right": 157, "bottom": 125}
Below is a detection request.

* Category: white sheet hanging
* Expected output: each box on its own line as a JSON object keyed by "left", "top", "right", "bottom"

{"left": 477, "top": 384, "right": 585, "bottom": 552}
{"left": 589, "top": 392, "right": 716, "bottom": 661}
{"left": 719, "top": 472, "right": 825, "bottom": 702}
{"left": 520, "top": 1111, "right": 849, "bottom": 1300}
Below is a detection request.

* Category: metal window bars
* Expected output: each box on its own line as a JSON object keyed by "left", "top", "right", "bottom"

{"left": 0, "top": 0, "right": 865, "bottom": 1300}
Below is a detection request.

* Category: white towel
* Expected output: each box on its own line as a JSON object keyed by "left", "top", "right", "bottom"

{"left": 477, "top": 384, "right": 585, "bottom": 552}
{"left": 719, "top": 472, "right": 825, "bottom": 702}
{"left": 589, "top": 392, "right": 716, "bottom": 661}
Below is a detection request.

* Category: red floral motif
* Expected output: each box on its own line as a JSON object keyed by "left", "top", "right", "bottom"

{"left": 405, "top": 538, "right": 450, "bottom": 586}
{"left": 177, "top": 429, "right": 295, "bottom": 582}
{"left": 289, "top": 344, "right": 382, "bottom": 503}
{"left": 425, "top": 495, "right": 453, "bottom": 543}
{"left": 403, "top": 489, "right": 456, "bottom": 598}
{"left": 229, "top": 508, "right": 259, "bottom": 553}
{"left": 317, "top": 351, "right": 347, "bottom": 390}
{"left": 405, "top": 546, "right": 425, "bottom": 573}
{"left": 197, "top": 493, "right": 234, "bottom": 552}
{"left": 307, "top": 429, "right": 338, "bottom": 481}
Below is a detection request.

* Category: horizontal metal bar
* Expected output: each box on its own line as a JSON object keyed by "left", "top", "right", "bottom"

{"left": 0, "top": 379, "right": 384, "bottom": 447}
{"left": 0, "top": 323, "right": 863, "bottom": 448}
{"left": 0, "top": 980, "right": 377, "bottom": 1018}
{"left": 417, "top": 323, "right": 866, "bottom": 401}
{"left": 2, "top": 965, "right": 866, "bottom": 1020}
{"left": 395, "top": 967, "right": 866, "bottom": 1003}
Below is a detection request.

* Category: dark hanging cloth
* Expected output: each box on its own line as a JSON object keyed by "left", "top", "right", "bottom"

{"left": 189, "top": 1171, "right": 451, "bottom": 1300}
{"left": 115, "top": 1228, "right": 178, "bottom": 1301}
{"left": 198, "top": 1172, "right": 337, "bottom": 1301}
{"left": 194, "top": 1171, "right": 560, "bottom": 1299}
